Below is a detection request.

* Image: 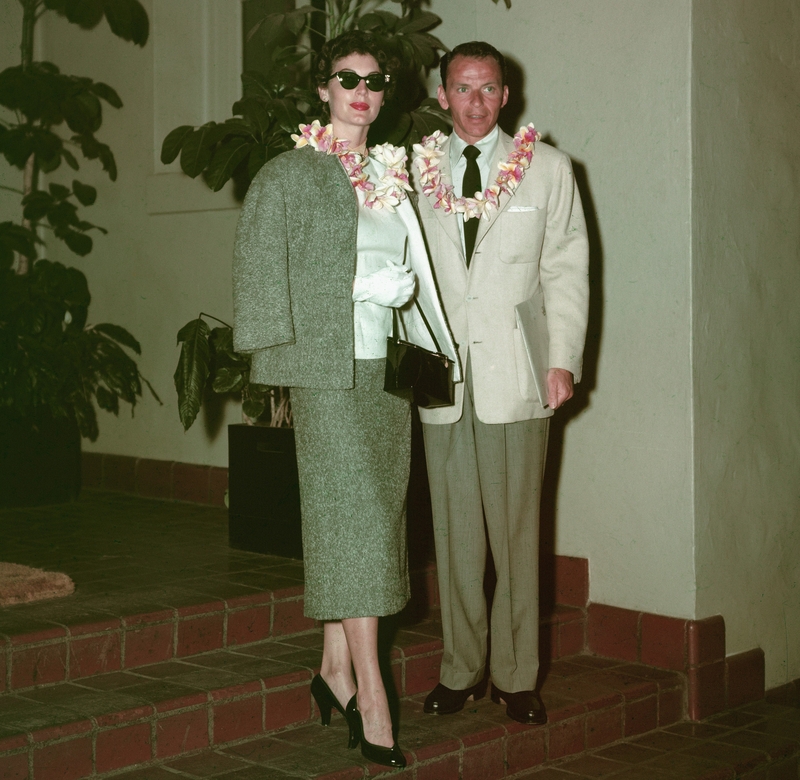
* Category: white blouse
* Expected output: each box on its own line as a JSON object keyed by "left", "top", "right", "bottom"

{"left": 353, "top": 157, "right": 409, "bottom": 359}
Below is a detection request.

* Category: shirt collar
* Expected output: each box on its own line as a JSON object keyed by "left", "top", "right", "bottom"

{"left": 449, "top": 124, "right": 500, "bottom": 166}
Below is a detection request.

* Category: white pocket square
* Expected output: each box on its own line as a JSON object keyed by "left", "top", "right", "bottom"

{"left": 506, "top": 205, "right": 541, "bottom": 212}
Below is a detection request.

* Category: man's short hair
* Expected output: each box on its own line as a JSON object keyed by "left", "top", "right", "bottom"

{"left": 440, "top": 41, "right": 507, "bottom": 89}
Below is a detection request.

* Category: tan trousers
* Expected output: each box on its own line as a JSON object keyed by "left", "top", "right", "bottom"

{"left": 422, "top": 370, "right": 549, "bottom": 693}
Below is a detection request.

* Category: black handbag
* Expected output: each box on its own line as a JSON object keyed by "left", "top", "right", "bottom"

{"left": 384, "top": 300, "right": 455, "bottom": 408}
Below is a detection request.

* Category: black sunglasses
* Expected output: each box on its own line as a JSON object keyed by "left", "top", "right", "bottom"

{"left": 329, "top": 70, "right": 389, "bottom": 92}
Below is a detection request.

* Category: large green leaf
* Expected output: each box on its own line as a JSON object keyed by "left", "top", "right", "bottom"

{"left": 73, "top": 133, "right": 117, "bottom": 179}
{"left": 0, "top": 223, "right": 39, "bottom": 269}
{"left": 0, "top": 127, "right": 35, "bottom": 169}
{"left": 94, "top": 322, "right": 141, "bottom": 354}
{"left": 49, "top": 182, "right": 71, "bottom": 200}
{"left": 63, "top": 89, "right": 103, "bottom": 134}
{"left": 47, "top": 200, "right": 81, "bottom": 229}
{"left": 97, "top": 143, "right": 117, "bottom": 180}
{"left": 68, "top": 0, "right": 105, "bottom": 28}
{"left": 32, "top": 129, "right": 64, "bottom": 169}
{"left": 205, "top": 137, "right": 252, "bottom": 192}
{"left": 174, "top": 318, "right": 211, "bottom": 431}
{"left": 241, "top": 70, "right": 276, "bottom": 101}
{"left": 358, "top": 10, "right": 399, "bottom": 32}
{"left": 61, "top": 148, "right": 80, "bottom": 170}
{"left": 396, "top": 10, "right": 440, "bottom": 34}
{"left": 247, "top": 143, "right": 268, "bottom": 181}
{"left": 160, "top": 125, "right": 193, "bottom": 165}
{"left": 211, "top": 366, "right": 245, "bottom": 394}
{"left": 242, "top": 397, "right": 266, "bottom": 421}
{"left": 72, "top": 180, "right": 97, "bottom": 206}
{"left": 90, "top": 81, "right": 123, "bottom": 109}
{"left": 61, "top": 229, "right": 93, "bottom": 256}
{"left": 232, "top": 99, "right": 273, "bottom": 139}
{"left": 22, "top": 191, "right": 56, "bottom": 222}
{"left": 72, "top": 393, "right": 99, "bottom": 441}
{"left": 101, "top": 0, "right": 149, "bottom": 46}
{"left": 180, "top": 124, "right": 220, "bottom": 178}
{"left": 95, "top": 384, "right": 119, "bottom": 413}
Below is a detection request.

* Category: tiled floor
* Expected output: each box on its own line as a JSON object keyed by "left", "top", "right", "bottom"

{"left": 0, "top": 491, "right": 798, "bottom": 780}
{"left": 0, "top": 489, "right": 303, "bottom": 614}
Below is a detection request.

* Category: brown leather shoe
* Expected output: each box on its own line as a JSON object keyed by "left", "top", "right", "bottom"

{"left": 490, "top": 683, "right": 547, "bottom": 725}
{"left": 423, "top": 681, "right": 486, "bottom": 715}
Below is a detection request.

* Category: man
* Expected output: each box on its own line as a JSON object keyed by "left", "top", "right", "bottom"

{"left": 412, "top": 41, "right": 589, "bottom": 725}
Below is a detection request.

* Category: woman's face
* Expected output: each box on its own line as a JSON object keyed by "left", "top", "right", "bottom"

{"left": 318, "top": 52, "right": 384, "bottom": 139}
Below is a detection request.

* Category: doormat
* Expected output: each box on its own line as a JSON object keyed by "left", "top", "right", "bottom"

{"left": 0, "top": 563, "right": 75, "bottom": 606}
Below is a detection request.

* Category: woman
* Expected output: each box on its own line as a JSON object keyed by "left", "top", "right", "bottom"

{"left": 232, "top": 30, "right": 459, "bottom": 768}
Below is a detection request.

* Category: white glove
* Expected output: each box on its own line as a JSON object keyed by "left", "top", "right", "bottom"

{"left": 352, "top": 261, "right": 416, "bottom": 308}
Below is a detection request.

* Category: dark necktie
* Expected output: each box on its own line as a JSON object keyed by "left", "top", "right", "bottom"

{"left": 461, "top": 145, "right": 481, "bottom": 265}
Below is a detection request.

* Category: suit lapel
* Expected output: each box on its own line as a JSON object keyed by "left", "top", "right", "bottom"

{"left": 422, "top": 136, "right": 463, "bottom": 252}
{"left": 474, "top": 130, "right": 516, "bottom": 251}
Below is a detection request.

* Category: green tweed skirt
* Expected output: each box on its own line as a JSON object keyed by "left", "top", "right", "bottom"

{"left": 289, "top": 359, "right": 411, "bottom": 620}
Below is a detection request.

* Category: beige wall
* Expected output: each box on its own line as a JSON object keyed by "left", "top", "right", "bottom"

{"left": 1, "top": 2, "right": 25, "bottom": 216}
{"left": 692, "top": 0, "right": 800, "bottom": 686}
{"left": 20, "top": 0, "right": 798, "bottom": 688}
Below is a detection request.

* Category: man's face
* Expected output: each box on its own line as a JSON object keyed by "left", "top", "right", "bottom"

{"left": 438, "top": 55, "right": 509, "bottom": 145}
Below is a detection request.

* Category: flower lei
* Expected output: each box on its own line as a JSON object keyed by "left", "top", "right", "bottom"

{"left": 412, "top": 124, "right": 541, "bottom": 220}
{"left": 291, "top": 120, "right": 412, "bottom": 212}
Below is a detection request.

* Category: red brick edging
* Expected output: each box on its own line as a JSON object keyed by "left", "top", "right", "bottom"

{"left": 587, "top": 603, "right": 766, "bottom": 720}
{"left": 0, "top": 586, "right": 313, "bottom": 694}
{"left": 82, "top": 452, "right": 228, "bottom": 506}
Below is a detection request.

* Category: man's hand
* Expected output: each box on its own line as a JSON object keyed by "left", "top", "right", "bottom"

{"left": 547, "top": 368, "right": 574, "bottom": 410}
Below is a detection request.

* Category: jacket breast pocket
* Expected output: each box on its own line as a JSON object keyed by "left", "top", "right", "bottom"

{"left": 499, "top": 207, "right": 547, "bottom": 263}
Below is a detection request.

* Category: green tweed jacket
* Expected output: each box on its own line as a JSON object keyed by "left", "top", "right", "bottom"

{"left": 233, "top": 147, "right": 360, "bottom": 389}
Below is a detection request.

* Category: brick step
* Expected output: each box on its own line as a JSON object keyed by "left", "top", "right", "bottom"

{"left": 0, "top": 642, "right": 687, "bottom": 780}
{"left": 0, "top": 566, "right": 587, "bottom": 696}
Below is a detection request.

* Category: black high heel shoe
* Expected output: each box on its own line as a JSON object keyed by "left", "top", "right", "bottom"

{"left": 346, "top": 697, "right": 407, "bottom": 769}
{"left": 310, "top": 674, "right": 359, "bottom": 749}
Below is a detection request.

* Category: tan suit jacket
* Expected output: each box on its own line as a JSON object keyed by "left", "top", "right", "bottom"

{"left": 415, "top": 130, "right": 589, "bottom": 425}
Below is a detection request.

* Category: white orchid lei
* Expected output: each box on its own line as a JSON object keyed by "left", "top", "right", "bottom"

{"left": 412, "top": 123, "right": 541, "bottom": 220}
{"left": 291, "top": 120, "right": 412, "bottom": 212}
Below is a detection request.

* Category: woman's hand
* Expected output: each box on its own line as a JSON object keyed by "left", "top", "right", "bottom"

{"left": 352, "top": 261, "right": 416, "bottom": 308}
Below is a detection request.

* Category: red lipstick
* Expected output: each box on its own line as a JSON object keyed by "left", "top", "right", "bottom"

{"left": 350, "top": 102, "right": 369, "bottom": 111}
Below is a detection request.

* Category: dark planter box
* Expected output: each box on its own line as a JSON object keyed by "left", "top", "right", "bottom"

{"left": 0, "top": 415, "right": 81, "bottom": 508}
{"left": 227, "top": 423, "right": 303, "bottom": 559}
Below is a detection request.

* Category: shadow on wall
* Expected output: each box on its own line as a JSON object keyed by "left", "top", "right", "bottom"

{"left": 499, "top": 55, "right": 526, "bottom": 133}
{"left": 539, "top": 157, "right": 604, "bottom": 573}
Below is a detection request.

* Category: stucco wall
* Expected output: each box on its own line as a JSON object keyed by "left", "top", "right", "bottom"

{"left": 1, "top": 2, "right": 25, "bottom": 216}
{"left": 692, "top": 0, "right": 800, "bottom": 688}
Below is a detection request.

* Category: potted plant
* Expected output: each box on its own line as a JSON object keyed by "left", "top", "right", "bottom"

{"left": 0, "top": 0, "right": 156, "bottom": 507}
{"left": 174, "top": 314, "right": 302, "bottom": 557}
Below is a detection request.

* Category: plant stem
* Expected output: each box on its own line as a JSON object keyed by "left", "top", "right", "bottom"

{"left": 199, "top": 312, "right": 233, "bottom": 329}
{"left": 17, "top": 0, "right": 41, "bottom": 275}
{"left": 20, "top": 0, "right": 37, "bottom": 72}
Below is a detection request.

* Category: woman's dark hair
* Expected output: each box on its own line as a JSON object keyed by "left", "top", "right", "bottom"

{"left": 313, "top": 30, "right": 397, "bottom": 101}
{"left": 440, "top": 41, "right": 507, "bottom": 89}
